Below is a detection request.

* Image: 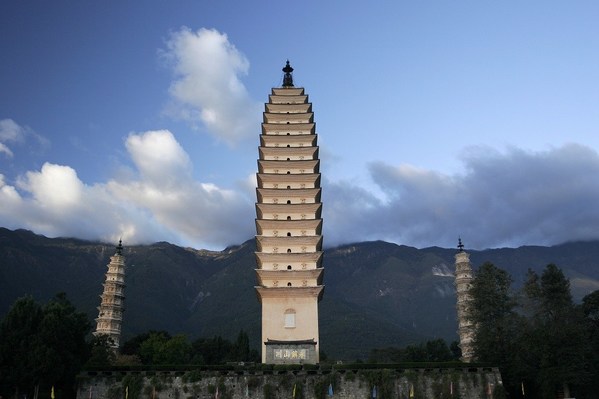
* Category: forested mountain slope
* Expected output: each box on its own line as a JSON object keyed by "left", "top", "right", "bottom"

{"left": 1, "top": 227, "right": 598, "bottom": 360}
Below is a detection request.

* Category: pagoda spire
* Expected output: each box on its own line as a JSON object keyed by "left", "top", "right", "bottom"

{"left": 282, "top": 60, "right": 294, "bottom": 87}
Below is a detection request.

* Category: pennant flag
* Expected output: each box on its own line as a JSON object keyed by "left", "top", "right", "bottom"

{"left": 409, "top": 384, "right": 414, "bottom": 399}
{"left": 371, "top": 385, "right": 377, "bottom": 399}
{"left": 293, "top": 383, "right": 296, "bottom": 399}
{"left": 521, "top": 382, "right": 525, "bottom": 396}
{"left": 215, "top": 386, "right": 220, "bottom": 399}
{"left": 246, "top": 384, "right": 249, "bottom": 398}
{"left": 89, "top": 386, "right": 93, "bottom": 399}
{"left": 51, "top": 386, "right": 55, "bottom": 399}
{"left": 125, "top": 386, "right": 129, "bottom": 399}
{"left": 328, "top": 383, "right": 333, "bottom": 397}
{"left": 487, "top": 383, "right": 492, "bottom": 396}
{"left": 450, "top": 381, "right": 453, "bottom": 396}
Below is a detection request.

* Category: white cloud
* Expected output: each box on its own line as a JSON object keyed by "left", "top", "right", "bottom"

{"left": 109, "top": 130, "right": 254, "bottom": 247}
{"left": 3, "top": 137, "right": 599, "bottom": 250}
{"left": 162, "top": 27, "right": 261, "bottom": 146}
{"left": 0, "top": 130, "right": 254, "bottom": 249}
{"left": 18, "top": 163, "right": 83, "bottom": 209}
{"left": 0, "top": 143, "right": 13, "bottom": 158}
{"left": 0, "top": 119, "right": 26, "bottom": 158}
{"left": 0, "top": 118, "right": 49, "bottom": 159}
{"left": 125, "top": 130, "right": 192, "bottom": 187}
{"left": 0, "top": 119, "right": 25, "bottom": 142}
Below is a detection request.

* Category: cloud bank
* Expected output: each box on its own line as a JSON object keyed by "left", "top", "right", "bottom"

{"left": 324, "top": 143, "right": 599, "bottom": 249}
{"left": 0, "top": 130, "right": 254, "bottom": 249}
{"left": 2, "top": 134, "right": 599, "bottom": 250}
{"left": 162, "top": 27, "right": 261, "bottom": 145}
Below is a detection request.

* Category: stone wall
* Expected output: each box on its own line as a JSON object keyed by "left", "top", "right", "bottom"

{"left": 77, "top": 366, "right": 504, "bottom": 399}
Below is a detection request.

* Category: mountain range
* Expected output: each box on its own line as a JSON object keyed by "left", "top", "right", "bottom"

{"left": 1, "top": 227, "right": 598, "bottom": 360}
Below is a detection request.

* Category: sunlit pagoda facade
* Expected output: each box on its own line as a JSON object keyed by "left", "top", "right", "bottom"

{"left": 94, "top": 240, "right": 126, "bottom": 350}
{"left": 255, "top": 61, "right": 324, "bottom": 364}
{"left": 454, "top": 238, "right": 476, "bottom": 362}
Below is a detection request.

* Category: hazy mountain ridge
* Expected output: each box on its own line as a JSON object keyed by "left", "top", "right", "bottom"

{"left": 1, "top": 227, "right": 598, "bottom": 360}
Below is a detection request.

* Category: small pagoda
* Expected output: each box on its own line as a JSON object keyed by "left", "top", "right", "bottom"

{"left": 454, "top": 238, "right": 475, "bottom": 362}
{"left": 94, "top": 240, "right": 126, "bottom": 349}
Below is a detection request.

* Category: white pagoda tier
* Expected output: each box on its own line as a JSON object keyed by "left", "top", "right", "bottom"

{"left": 255, "top": 61, "right": 324, "bottom": 364}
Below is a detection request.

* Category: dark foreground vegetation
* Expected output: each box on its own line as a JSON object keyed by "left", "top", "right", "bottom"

{"left": 468, "top": 263, "right": 599, "bottom": 398}
{"left": 366, "top": 263, "right": 599, "bottom": 398}
{"left": 0, "top": 294, "right": 259, "bottom": 399}
{"left": 1, "top": 262, "right": 598, "bottom": 399}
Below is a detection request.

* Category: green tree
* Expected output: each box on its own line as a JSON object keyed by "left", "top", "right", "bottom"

{"left": 232, "top": 330, "right": 251, "bottom": 361}
{"left": 524, "top": 265, "right": 591, "bottom": 398}
{"left": 0, "top": 296, "right": 44, "bottom": 399}
{"left": 86, "top": 335, "right": 117, "bottom": 366}
{"left": 138, "top": 331, "right": 191, "bottom": 365}
{"left": 581, "top": 290, "right": 599, "bottom": 396}
{"left": 469, "top": 262, "right": 527, "bottom": 396}
{"left": 121, "top": 330, "right": 167, "bottom": 357}
{"left": 424, "top": 338, "right": 454, "bottom": 362}
{"left": 37, "top": 293, "right": 90, "bottom": 388}
{"left": 0, "top": 294, "right": 90, "bottom": 399}
{"left": 160, "top": 334, "right": 192, "bottom": 364}
{"left": 469, "top": 262, "right": 516, "bottom": 363}
{"left": 190, "top": 335, "right": 233, "bottom": 364}
{"left": 368, "top": 339, "right": 457, "bottom": 363}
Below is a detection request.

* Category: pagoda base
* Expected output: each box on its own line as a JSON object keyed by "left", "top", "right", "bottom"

{"left": 264, "top": 339, "right": 318, "bottom": 364}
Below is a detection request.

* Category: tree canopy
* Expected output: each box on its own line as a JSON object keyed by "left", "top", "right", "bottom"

{"left": 0, "top": 294, "right": 90, "bottom": 399}
{"left": 120, "top": 329, "right": 259, "bottom": 366}
{"left": 468, "top": 262, "right": 599, "bottom": 398}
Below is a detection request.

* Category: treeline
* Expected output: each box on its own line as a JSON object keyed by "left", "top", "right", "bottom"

{"left": 111, "top": 330, "right": 260, "bottom": 366}
{"left": 0, "top": 294, "right": 258, "bottom": 399}
{"left": 465, "top": 263, "right": 598, "bottom": 398}
{"left": 0, "top": 294, "right": 89, "bottom": 399}
{"left": 366, "top": 263, "right": 599, "bottom": 398}
{"left": 2, "top": 262, "right": 598, "bottom": 399}
{"left": 368, "top": 338, "right": 461, "bottom": 363}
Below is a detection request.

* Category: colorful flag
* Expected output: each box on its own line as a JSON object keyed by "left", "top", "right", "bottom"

{"left": 521, "top": 382, "right": 525, "bottom": 396}
{"left": 293, "top": 384, "right": 296, "bottom": 399}
{"left": 371, "top": 385, "right": 377, "bottom": 399}
{"left": 450, "top": 381, "right": 453, "bottom": 396}
{"left": 409, "top": 384, "right": 414, "bottom": 398}
{"left": 328, "top": 383, "right": 333, "bottom": 397}
{"left": 125, "top": 386, "right": 128, "bottom": 399}
{"left": 215, "top": 386, "right": 219, "bottom": 399}
{"left": 51, "top": 386, "right": 55, "bottom": 399}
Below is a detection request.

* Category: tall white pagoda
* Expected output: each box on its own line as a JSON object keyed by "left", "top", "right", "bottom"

{"left": 94, "top": 240, "right": 126, "bottom": 349}
{"left": 454, "top": 238, "right": 476, "bottom": 362}
{"left": 254, "top": 61, "right": 324, "bottom": 364}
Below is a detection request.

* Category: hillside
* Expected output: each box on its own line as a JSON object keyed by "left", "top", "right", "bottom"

{"left": 1, "top": 227, "right": 598, "bottom": 360}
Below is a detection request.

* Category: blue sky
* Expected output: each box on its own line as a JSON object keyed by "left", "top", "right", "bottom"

{"left": 1, "top": 1, "right": 599, "bottom": 250}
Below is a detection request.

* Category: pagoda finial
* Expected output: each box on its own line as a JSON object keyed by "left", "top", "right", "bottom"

{"left": 116, "top": 239, "right": 123, "bottom": 255}
{"left": 457, "top": 237, "right": 464, "bottom": 252}
{"left": 282, "top": 60, "right": 294, "bottom": 87}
